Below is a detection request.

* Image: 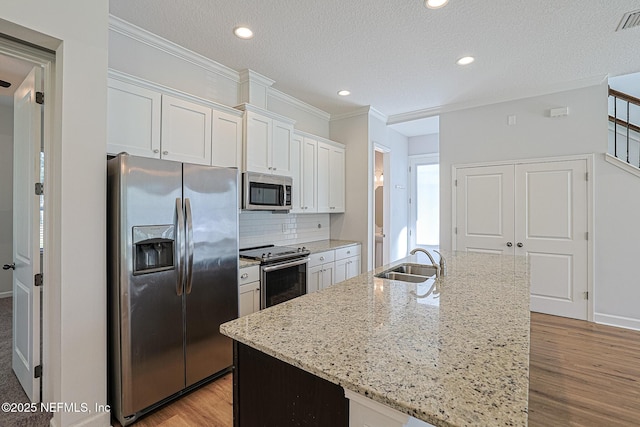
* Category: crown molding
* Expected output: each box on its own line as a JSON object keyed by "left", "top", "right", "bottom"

{"left": 330, "top": 106, "right": 375, "bottom": 122}
{"left": 368, "top": 106, "right": 388, "bottom": 123}
{"left": 388, "top": 74, "right": 608, "bottom": 125}
{"left": 109, "top": 15, "right": 239, "bottom": 84}
{"left": 238, "top": 69, "right": 275, "bottom": 87}
{"left": 268, "top": 88, "right": 331, "bottom": 121}
{"left": 235, "top": 103, "right": 296, "bottom": 125}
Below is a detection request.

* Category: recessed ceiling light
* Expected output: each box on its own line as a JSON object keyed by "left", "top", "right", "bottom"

{"left": 456, "top": 56, "right": 475, "bottom": 65}
{"left": 233, "top": 26, "right": 254, "bottom": 39}
{"left": 425, "top": 0, "right": 449, "bottom": 9}
{"left": 337, "top": 90, "right": 351, "bottom": 96}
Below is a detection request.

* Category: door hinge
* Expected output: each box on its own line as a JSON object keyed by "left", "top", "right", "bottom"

{"left": 585, "top": 172, "right": 589, "bottom": 181}
{"left": 35, "top": 182, "right": 44, "bottom": 196}
{"left": 34, "top": 273, "right": 43, "bottom": 287}
{"left": 454, "top": 227, "right": 458, "bottom": 234}
{"left": 409, "top": 197, "right": 411, "bottom": 204}
{"left": 454, "top": 179, "right": 458, "bottom": 187}
{"left": 34, "top": 365, "right": 42, "bottom": 378}
{"left": 36, "top": 91, "right": 44, "bottom": 105}
{"left": 409, "top": 166, "right": 412, "bottom": 173}
{"left": 583, "top": 291, "right": 589, "bottom": 300}
{"left": 585, "top": 231, "right": 589, "bottom": 240}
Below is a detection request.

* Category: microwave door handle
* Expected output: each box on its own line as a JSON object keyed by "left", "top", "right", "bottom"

{"left": 175, "top": 198, "right": 185, "bottom": 296}
{"left": 280, "top": 184, "right": 285, "bottom": 206}
{"left": 262, "top": 257, "right": 310, "bottom": 272}
{"left": 184, "top": 198, "right": 195, "bottom": 295}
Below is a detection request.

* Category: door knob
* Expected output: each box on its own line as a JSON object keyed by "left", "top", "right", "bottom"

{"left": 506, "top": 242, "right": 513, "bottom": 247}
{"left": 3, "top": 263, "right": 15, "bottom": 270}
{"left": 517, "top": 242, "right": 523, "bottom": 248}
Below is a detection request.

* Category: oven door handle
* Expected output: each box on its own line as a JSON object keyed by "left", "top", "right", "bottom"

{"left": 262, "top": 257, "right": 310, "bottom": 272}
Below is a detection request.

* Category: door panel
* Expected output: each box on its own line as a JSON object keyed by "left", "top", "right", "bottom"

{"left": 516, "top": 161, "right": 588, "bottom": 319}
{"left": 455, "top": 160, "right": 589, "bottom": 320}
{"left": 183, "top": 163, "right": 238, "bottom": 386}
{"left": 456, "top": 165, "right": 514, "bottom": 254}
{"left": 161, "top": 95, "right": 212, "bottom": 165}
{"left": 12, "top": 67, "right": 41, "bottom": 402}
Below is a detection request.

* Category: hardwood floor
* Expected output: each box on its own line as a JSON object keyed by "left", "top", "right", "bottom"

{"left": 118, "top": 314, "right": 640, "bottom": 426}
{"left": 528, "top": 312, "right": 640, "bottom": 427}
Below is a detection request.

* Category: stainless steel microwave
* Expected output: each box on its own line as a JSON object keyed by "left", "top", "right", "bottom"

{"left": 242, "top": 172, "right": 292, "bottom": 211}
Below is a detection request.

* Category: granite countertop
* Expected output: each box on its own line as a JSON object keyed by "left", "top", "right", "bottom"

{"left": 239, "top": 239, "right": 359, "bottom": 269}
{"left": 222, "top": 250, "right": 530, "bottom": 427}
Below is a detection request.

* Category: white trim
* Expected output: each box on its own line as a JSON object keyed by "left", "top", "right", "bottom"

{"left": 604, "top": 152, "right": 640, "bottom": 178}
{"left": 109, "top": 15, "right": 239, "bottom": 83}
{"left": 293, "top": 129, "right": 345, "bottom": 149}
{"left": 451, "top": 153, "right": 595, "bottom": 322}
{"left": 388, "top": 74, "right": 607, "bottom": 125}
{"left": 107, "top": 69, "right": 243, "bottom": 117}
{"left": 268, "top": 87, "right": 331, "bottom": 121}
{"left": 330, "top": 106, "right": 372, "bottom": 121}
{"left": 594, "top": 313, "right": 640, "bottom": 331}
{"left": 238, "top": 68, "right": 274, "bottom": 88}
{"left": 344, "top": 389, "right": 409, "bottom": 424}
{"left": 373, "top": 143, "right": 391, "bottom": 267}
{"left": 0, "top": 291, "right": 12, "bottom": 299}
{"left": 369, "top": 106, "right": 388, "bottom": 123}
{"left": 235, "top": 102, "right": 296, "bottom": 124}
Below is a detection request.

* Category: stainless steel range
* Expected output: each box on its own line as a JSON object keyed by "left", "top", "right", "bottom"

{"left": 240, "top": 245, "right": 310, "bottom": 308}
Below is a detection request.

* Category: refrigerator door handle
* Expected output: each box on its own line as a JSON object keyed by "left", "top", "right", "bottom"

{"left": 184, "top": 198, "right": 195, "bottom": 295}
{"left": 175, "top": 198, "right": 185, "bottom": 296}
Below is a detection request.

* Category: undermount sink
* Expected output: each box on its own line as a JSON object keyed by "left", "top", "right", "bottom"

{"left": 374, "top": 263, "right": 437, "bottom": 283}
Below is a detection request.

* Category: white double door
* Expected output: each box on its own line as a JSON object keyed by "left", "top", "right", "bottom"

{"left": 455, "top": 159, "right": 589, "bottom": 320}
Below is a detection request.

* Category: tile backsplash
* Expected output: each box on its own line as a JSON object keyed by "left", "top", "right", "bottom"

{"left": 239, "top": 211, "right": 330, "bottom": 249}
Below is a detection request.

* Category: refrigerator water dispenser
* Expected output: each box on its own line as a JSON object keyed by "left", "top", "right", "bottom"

{"left": 133, "top": 225, "right": 175, "bottom": 274}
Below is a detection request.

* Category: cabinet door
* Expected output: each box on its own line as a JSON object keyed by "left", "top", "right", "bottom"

{"left": 107, "top": 79, "right": 161, "bottom": 158}
{"left": 334, "top": 258, "right": 347, "bottom": 284}
{"left": 239, "top": 282, "right": 259, "bottom": 317}
{"left": 212, "top": 110, "right": 242, "bottom": 168}
{"left": 329, "top": 146, "right": 346, "bottom": 212}
{"left": 290, "top": 133, "right": 303, "bottom": 213}
{"left": 161, "top": 95, "right": 212, "bottom": 165}
{"left": 302, "top": 137, "right": 318, "bottom": 212}
{"left": 244, "top": 111, "right": 271, "bottom": 174}
{"left": 320, "top": 263, "right": 335, "bottom": 290}
{"left": 308, "top": 265, "right": 322, "bottom": 293}
{"left": 271, "top": 120, "right": 293, "bottom": 176}
{"left": 317, "top": 142, "right": 331, "bottom": 212}
{"left": 346, "top": 255, "right": 361, "bottom": 280}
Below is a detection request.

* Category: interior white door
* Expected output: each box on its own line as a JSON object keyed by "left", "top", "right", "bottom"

{"left": 456, "top": 164, "right": 515, "bottom": 254}
{"left": 12, "top": 66, "right": 42, "bottom": 402}
{"left": 515, "top": 160, "right": 588, "bottom": 319}
{"left": 455, "top": 160, "right": 589, "bottom": 320}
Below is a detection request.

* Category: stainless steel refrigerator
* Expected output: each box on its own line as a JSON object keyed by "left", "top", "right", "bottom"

{"left": 107, "top": 154, "right": 238, "bottom": 426}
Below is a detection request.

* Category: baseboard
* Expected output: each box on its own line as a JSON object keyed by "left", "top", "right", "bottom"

{"left": 0, "top": 291, "right": 12, "bottom": 299}
{"left": 594, "top": 312, "right": 640, "bottom": 331}
{"left": 49, "top": 409, "right": 110, "bottom": 427}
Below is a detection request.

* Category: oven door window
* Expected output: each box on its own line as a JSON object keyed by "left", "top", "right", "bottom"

{"left": 249, "top": 182, "right": 283, "bottom": 206}
{"left": 263, "top": 263, "right": 306, "bottom": 308}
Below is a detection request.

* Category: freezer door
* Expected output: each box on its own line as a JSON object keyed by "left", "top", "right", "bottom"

{"left": 183, "top": 163, "right": 239, "bottom": 386}
{"left": 108, "top": 155, "right": 185, "bottom": 419}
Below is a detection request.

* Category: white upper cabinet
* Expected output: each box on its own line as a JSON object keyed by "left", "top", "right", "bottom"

{"left": 212, "top": 110, "right": 243, "bottom": 168}
{"left": 241, "top": 106, "right": 295, "bottom": 176}
{"left": 317, "top": 141, "right": 345, "bottom": 213}
{"left": 107, "top": 78, "right": 161, "bottom": 158}
{"left": 301, "top": 137, "right": 318, "bottom": 212}
{"left": 161, "top": 95, "right": 212, "bottom": 165}
{"left": 107, "top": 72, "right": 243, "bottom": 168}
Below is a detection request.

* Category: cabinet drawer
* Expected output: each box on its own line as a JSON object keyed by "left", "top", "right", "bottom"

{"left": 335, "top": 245, "right": 360, "bottom": 261}
{"left": 239, "top": 265, "right": 260, "bottom": 285}
{"left": 308, "top": 250, "right": 335, "bottom": 268}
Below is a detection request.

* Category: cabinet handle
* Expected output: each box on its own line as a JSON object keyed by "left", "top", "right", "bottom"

{"left": 163, "top": 150, "right": 169, "bottom": 155}
{"left": 506, "top": 242, "right": 513, "bottom": 247}
{"left": 517, "top": 242, "right": 523, "bottom": 248}
{"left": 347, "top": 251, "right": 351, "bottom": 254}
{"left": 153, "top": 149, "right": 159, "bottom": 154}
{"left": 273, "top": 167, "right": 277, "bottom": 170}
{"left": 241, "top": 273, "right": 248, "bottom": 279}
{"left": 320, "top": 256, "right": 325, "bottom": 261}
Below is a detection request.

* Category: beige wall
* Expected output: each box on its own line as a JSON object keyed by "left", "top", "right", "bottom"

{"left": 2, "top": 1, "right": 109, "bottom": 425}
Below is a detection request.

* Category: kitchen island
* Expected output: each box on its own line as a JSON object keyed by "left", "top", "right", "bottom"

{"left": 221, "top": 251, "right": 530, "bottom": 427}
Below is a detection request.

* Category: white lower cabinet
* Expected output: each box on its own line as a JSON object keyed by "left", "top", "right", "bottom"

{"left": 307, "top": 251, "right": 335, "bottom": 293}
{"left": 239, "top": 266, "right": 260, "bottom": 317}
{"left": 334, "top": 245, "right": 361, "bottom": 284}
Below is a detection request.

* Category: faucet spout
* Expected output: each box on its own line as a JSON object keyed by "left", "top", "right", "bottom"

{"left": 409, "top": 248, "right": 440, "bottom": 277}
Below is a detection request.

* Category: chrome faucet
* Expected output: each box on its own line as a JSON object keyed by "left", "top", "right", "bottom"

{"left": 409, "top": 248, "right": 440, "bottom": 278}
{"left": 434, "top": 250, "right": 447, "bottom": 277}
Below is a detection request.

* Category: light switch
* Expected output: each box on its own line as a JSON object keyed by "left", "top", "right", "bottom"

{"left": 508, "top": 115, "right": 516, "bottom": 125}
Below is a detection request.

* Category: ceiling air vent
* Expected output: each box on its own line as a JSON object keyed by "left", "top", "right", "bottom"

{"left": 616, "top": 9, "right": 640, "bottom": 31}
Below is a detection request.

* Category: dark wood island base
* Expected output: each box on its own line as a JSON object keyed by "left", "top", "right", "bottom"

{"left": 233, "top": 341, "right": 349, "bottom": 426}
